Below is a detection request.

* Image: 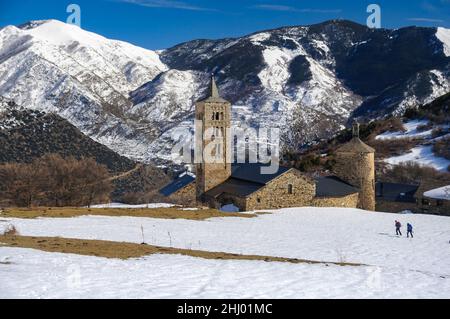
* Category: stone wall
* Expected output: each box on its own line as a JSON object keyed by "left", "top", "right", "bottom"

{"left": 417, "top": 197, "right": 450, "bottom": 216}
{"left": 244, "top": 169, "right": 316, "bottom": 211}
{"left": 334, "top": 152, "right": 375, "bottom": 211}
{"left": 195, "top": 99, "right": 232, "bottom": 200}
{"left": 312, "top": 193, "right": 359, "bottom": 208}
{"left": 376, "top": 200, "right": 418, "bottom": 213}
{"left": 207, "top": 169, "right": 361, "bottom": 212}
{"left": 168, "top": 182, "right": 197, "bottom": 206}
{"left": 213, "top": 193, "right": 247, "bottom": 211}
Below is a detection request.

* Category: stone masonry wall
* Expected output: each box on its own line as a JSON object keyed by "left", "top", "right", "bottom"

{"left": 417, "top": 197, "right": 450, "bottom": 216}
{"left": 245, "top": 170, "right": 316, "bottom": 211}
{"left": 375, "top": 200, "right": 418, "bottom": 213}
{"left": 169, "top": 182, "right": 197, "bottom": 206}
{"left": 312, "top": 193, "right": 359, "bottom": 208}
{"left": 334, "top": 152, "right": 375, "bottom": 211}
{"left": 195, "top": 100, "right": 232, "bottom": 201}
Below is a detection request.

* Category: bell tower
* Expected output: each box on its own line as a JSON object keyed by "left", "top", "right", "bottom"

{"left": 195, "top": 76, "right": 232, "bottom": 201}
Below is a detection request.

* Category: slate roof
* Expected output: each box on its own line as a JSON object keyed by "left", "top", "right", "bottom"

{"left": 205, "top": 178, "right": 264, "bottom": 198}
{"left": 205, "top": 164, "right": 292, "bottom": 198}
{"left": 376, "top": 182, "right": 419, "bottom": 203}
{"left": 336, "top": 137, "right": 375, "bottom": 153}
{"left": 315, "top": 176, "right": 359, "bottom": 197}
{"left": 231, "top": 163, "right": 291, "bottom": 184}
{"left": 159, "top": 174, "right": 195, "bottom": 197}
{"left": 160, "top": 164, "right": 362, "bottom": 200}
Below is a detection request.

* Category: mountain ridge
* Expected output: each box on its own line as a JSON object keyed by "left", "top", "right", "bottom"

{"left": 0, "top": 19, "right": 448, "bottom": 165}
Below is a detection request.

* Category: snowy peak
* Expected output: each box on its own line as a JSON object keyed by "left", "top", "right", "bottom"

{"left": 18, "top": 19, "right": 107, "bottom": 45}
{"left": 13, "top": 19, "right": 167, "bottom": 90}
{"left": 436, "top": 27, "right": 450, "bottom": 57}
{"left": 0, "top": 19, "right": 167, "bottom": 95}
{"left": 0, "top": 19, "right": 170, "bottom": 161}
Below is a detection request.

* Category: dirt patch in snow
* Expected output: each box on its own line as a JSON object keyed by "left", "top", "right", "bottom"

{"left": 1, "top": 207, "right": 257, "bottom": 221}
{"left": 0, "top": 235, "right": 362, "bottom": 267}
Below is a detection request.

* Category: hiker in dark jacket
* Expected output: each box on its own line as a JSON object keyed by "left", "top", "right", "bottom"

{"left": 407, "top": 223, "right": 413, "bottom": 238}
{"left": 395, "top": 220, "right": 402, "bottom": 236}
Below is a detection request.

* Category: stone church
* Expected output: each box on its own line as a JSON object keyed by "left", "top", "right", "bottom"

{"left": 160, "top": 77, "right": 376, "bottom": 212}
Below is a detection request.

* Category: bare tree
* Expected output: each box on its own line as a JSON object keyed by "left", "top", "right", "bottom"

{"left": 0, "top": 154, "right": 112, "bottom": 207}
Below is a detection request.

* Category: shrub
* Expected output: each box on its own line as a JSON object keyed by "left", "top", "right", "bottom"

{"left": 433, "top": 137, "right": 450, "bottom": 161}
{"left": 1, "top": 223, "right": 18, "bottom": 236}
{"left": 380, "top": 161, "right": 450, "bottom": 184}
{"left": 431, "top": 128, "right": 447, "bottom": 138}
{"left": 370, "top": 138, "right": 421, "bottom": 159}
{"left": 296, "top": 154, "right": 322, "bottom": 172}
{"left": 416, "top": 123, "right": 432, "bottom": 132}
{"left": 387, "top": 118, "right": 407, "bottom": 133}
{"left": 0, "top": 154, "right": 112, "bottom": 207}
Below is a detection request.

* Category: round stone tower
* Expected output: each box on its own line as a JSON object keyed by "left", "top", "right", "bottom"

{"left": 333, "top": 121, "right": 376, "bottom": 211}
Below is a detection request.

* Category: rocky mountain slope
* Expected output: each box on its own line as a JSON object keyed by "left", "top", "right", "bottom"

{"left": 0, "top": 19, "right": 449, "bottom": 164}
{"left": 0, "top": 96, "right": 169, "bottom": 200}
{"left": 286, "top": 92, "right": 450, "bottom": 178}
{"left": 0, "top": 97, "right": 136, "bottom": 173}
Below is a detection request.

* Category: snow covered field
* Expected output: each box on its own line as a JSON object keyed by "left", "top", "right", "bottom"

{"left": 1, "top": 207, "right": 450, "bottom": 298}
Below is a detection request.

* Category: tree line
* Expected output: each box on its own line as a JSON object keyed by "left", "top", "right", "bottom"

{"left": 0, "top": 154, "right": 112, "bottom": 207}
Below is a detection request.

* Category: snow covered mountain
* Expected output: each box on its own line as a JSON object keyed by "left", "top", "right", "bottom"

{"left": 0, "top": 19, "right": 449, "bottom": 164}
{"left": 0, "top": 20, "right": 167, "bottom": 160}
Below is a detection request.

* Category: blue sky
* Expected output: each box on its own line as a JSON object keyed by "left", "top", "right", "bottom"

{"left": 0, "top": 0, "right": 449, "bottom": 49}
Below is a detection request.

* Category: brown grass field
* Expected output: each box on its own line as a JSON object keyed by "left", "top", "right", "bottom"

{"left": 0, "top": 207, "right": 258, "bottom": 220}
{"left": 0, "top": 234, "right": 363, "bottom": 267}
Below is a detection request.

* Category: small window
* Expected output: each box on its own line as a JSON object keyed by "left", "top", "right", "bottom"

{"left": 288, "top": 184, "right": 293, "bottom": 195}
{"left": 257, "top": 197, "right": 261, "bottom": 203}
{"left": 216, "top": 143, "right": 222, "bottom": 156}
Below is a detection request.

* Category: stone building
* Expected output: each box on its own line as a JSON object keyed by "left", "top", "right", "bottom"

{"left": 373, "top": 180, "right": 450, "bottom": 215}
{"left": 159, "top": 173, "right": 196, "bottom": 205}
{"left": 160, "top": 77, "right": 376, "bottom": 212}
{"left": 415, "top": 182, "right": 450, "bottom": 215}
{"left": 375, "top": 182, "right": 419, "bottom": 213}
{"left": 333, "top": 122, "right": 376, "bottom": 211}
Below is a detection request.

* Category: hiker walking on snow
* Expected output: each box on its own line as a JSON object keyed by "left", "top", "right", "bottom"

{"left": 407, "top": 223, "right": 413, "bottom": 238}
{"left": 395, "top": 220, "right": 402, "bottom": 236}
